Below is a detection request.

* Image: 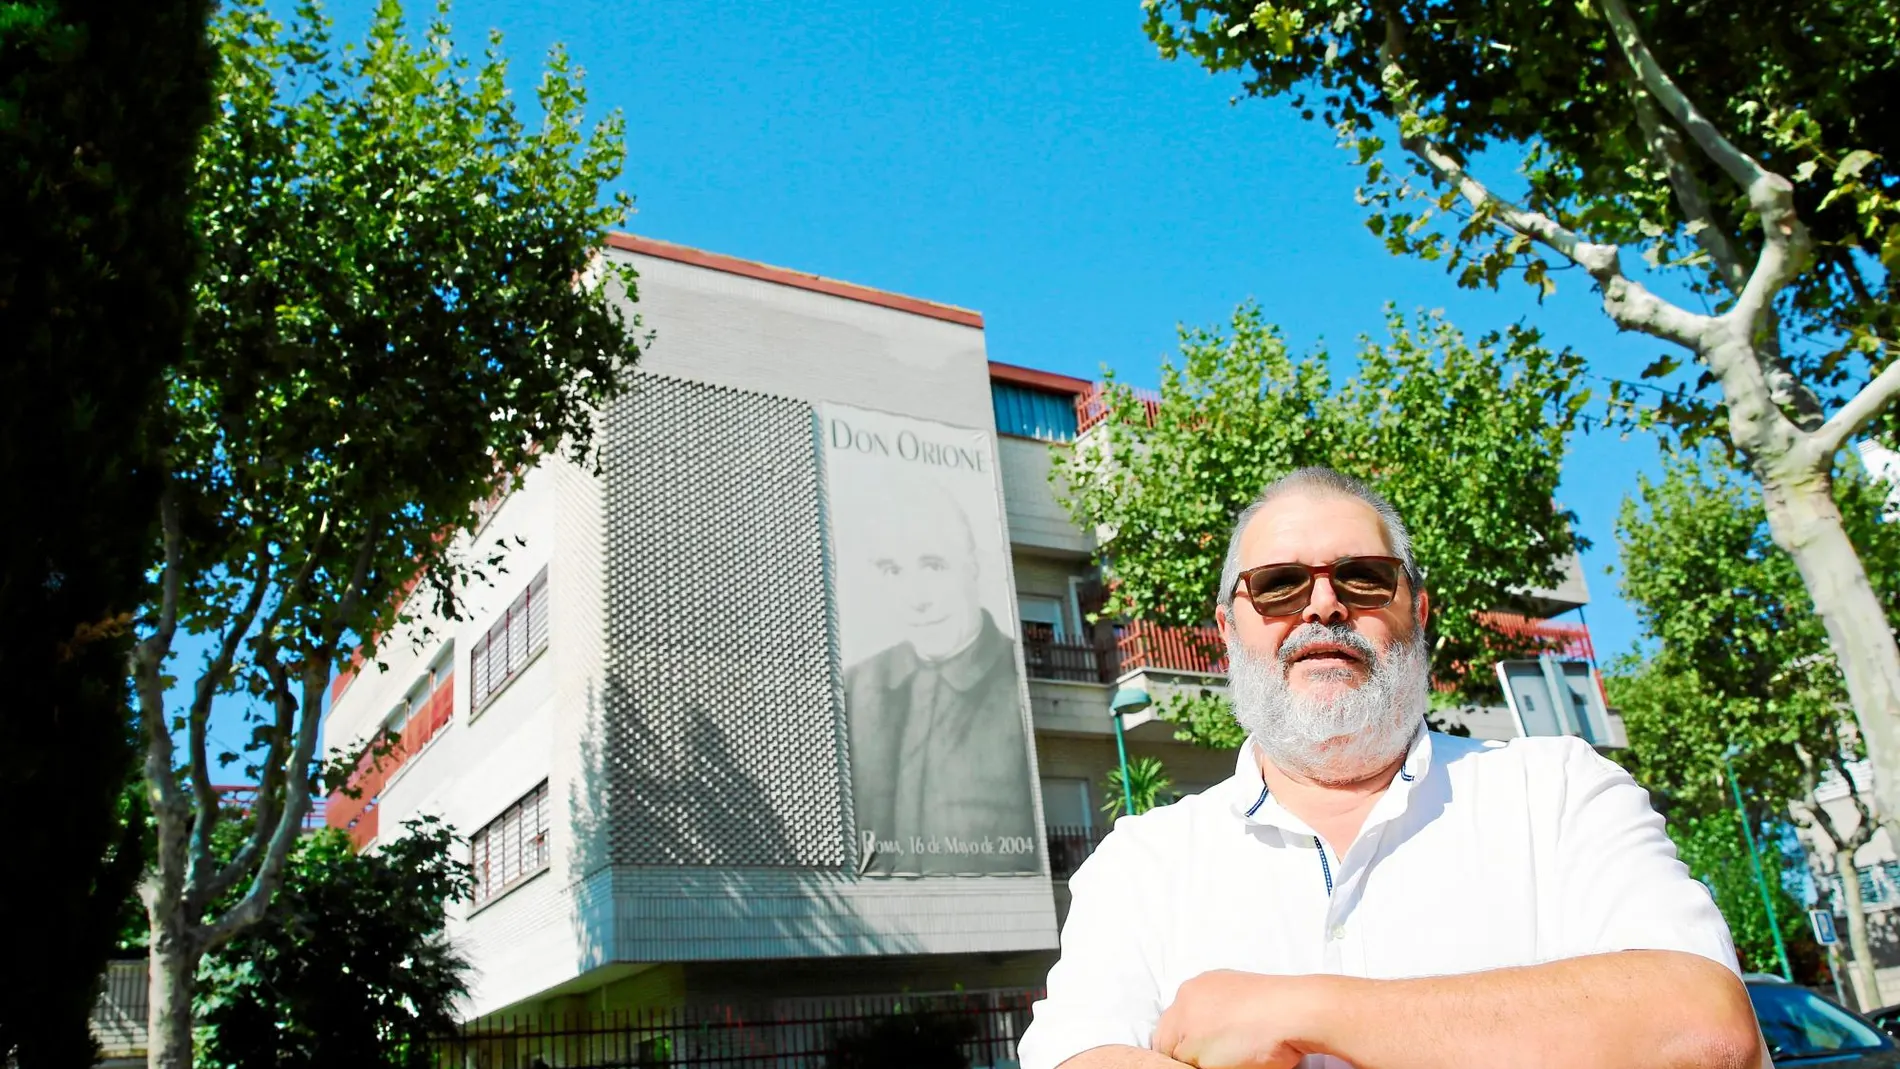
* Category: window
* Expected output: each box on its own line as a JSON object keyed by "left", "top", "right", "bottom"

{"left": 992, "top": 382, "right": 1079, "bottom": 442}
{"left": 470, "top": 780, "right": 550, "bottom": 906}
{"left": 1020, "top": 595, "right": 1067, "bottom": 643}
{"left": 471, "top": 567, "right": 549, "bottom": 709}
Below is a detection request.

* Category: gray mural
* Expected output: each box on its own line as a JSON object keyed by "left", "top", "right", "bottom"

{"left": 820, "top": 404, "right": 1040, "bottom": 876}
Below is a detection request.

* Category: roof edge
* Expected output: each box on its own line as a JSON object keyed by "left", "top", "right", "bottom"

{"left": 988, "top": 360, "right": 1093, "bottom": 396}
{"left": 604, "top": 233, "right": 983, "bottom": 329}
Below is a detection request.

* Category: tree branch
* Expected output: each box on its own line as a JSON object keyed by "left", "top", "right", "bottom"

{"left": 1813, "top": 358, "right": 1900, "bottom": 459}
{"left": 204, "top": 638, "right": 299, "bottom": 903}
{"left": 184, "top": 554, "right": 274, "bottom": 893}
{"left": 1827, "top": 744, "right": 1878, "bottom": 853}
{"left": 1376, "top": 10, "right": 1711, "bottom": 350}
{"left": 135, "top": 485, "right": 188, "bottom": 821}
{"left": 202, "top": 530, "right": 380, "bottom": 949}
{"left": 201, "top": 649, "right": 333, "bottom": 950}
{"left": 1626, "top": 82, "right": 1747, "bottom": 291}
{"left": 1595, "top": 0, "right": 1768, "bottom": 193}
{"left": 1597, "top": 0, "right": 1813, "bottom": 374}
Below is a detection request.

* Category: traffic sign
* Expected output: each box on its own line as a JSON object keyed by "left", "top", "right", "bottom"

{"left": 1810, "top": 909, "right": 1839, "bottom": 947}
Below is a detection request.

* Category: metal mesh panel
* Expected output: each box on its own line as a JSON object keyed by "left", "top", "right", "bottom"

{"left": 600, "top": 374, "right": 848, "bottom": 867}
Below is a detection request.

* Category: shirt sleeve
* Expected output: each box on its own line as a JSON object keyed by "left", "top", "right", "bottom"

{"left": 1551, "top": 738, "right": 1742, "bottom": 975}
{"left": 1017, "top": 819, "right": 1169, "bottom": 1069}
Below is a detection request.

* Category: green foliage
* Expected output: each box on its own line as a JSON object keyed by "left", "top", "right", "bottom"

{"left": 1102, "top": 755, "right": 1176, "bottom": 816}
{"left": 1607, "top": 453, "right": 1900, "bottom": 820}
{"left": 194, "top": 818, "right": 472, "bottom": 1069}
{"left": 1140, "top": 0, "right": 1899, "bottom": 444}
{"left": 0, "top": 0, "right": 214, "bottom": 1062}
{"left": 133, "top": 1, "right": 643, "bottom": 1055}
{"left": 827, "top": 1008, "right": 977, "bottom": 1069}
{"left": 1665, "top": 811, "right": 1819, "bottom": 982}
{"left": 1056, "top": 303, "right": 1588, "bottom": 745}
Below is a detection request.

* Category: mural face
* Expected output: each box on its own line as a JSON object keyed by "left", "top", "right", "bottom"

{"left": 820, "top": 404, "right": 1042, "bottom": 876}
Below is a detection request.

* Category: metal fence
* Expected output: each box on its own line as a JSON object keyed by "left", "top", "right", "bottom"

{"left": 92, "top": 958, "right": 148, "bottom": 1061}
{"left": 1046, "top": 825, "right": 1108, "bottom": 880}
{"left": 429, "top": 989, "right": 1040, "bottom": 1069}
{"left": 1020, "top": 634, "right": 1117, "bottom": 684}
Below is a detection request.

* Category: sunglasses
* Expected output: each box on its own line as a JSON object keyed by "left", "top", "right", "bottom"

{"left": 1234, "top": 555, "right": 1408, "bottom": 617}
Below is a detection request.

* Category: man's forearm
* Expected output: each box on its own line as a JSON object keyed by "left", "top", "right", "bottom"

{"left": 1056, "top": 1045, "right": 1191, "bottom": 1069}
{"left": 1303, "top": 951, "right": 1761, "bottom": 1069}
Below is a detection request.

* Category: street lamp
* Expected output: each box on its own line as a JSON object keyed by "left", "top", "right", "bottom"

{"left": 1724, "top": 744, "right": 1793, "bottom": 981}
{"left": 1109, "top": 687, "right": 1152, "bottom": 819}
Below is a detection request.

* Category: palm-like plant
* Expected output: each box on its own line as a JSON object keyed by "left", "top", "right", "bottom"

{"left": 1102, "top": 757, "right": 1174, "bottom": 817}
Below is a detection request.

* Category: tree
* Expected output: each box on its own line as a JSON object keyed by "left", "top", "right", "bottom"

{"left": 1661, "top": 807, "right": 1820, "bottom": 983}
{"left": 1055, "top": 303, "right": 1588, "bottom": 747}
{"left": 194, "top": 817, "right": 471, "bottom": 1069}
{"left": 1608, "top": 453, "right": 1900, "bottom": 998}
{"left": 130, "top": 2, "right": 643, "bottom": 1065}
{"left": 1102, "top": 756, "right": 1176, "bottom": 817}
{"left": 1140, "top": 0, "right": 1900, "bottom": 830}
{"left": 0, "top": 0, "right": 214, "bottom": 1063}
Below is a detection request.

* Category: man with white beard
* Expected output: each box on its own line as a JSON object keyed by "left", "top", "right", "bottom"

{"left": 1017, "top": 468, "right": 1762, "bottom": 1069}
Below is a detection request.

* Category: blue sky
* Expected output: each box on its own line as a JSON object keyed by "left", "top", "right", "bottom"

{"left": 306, "top": 0, "right": 1696, "bottom": 677}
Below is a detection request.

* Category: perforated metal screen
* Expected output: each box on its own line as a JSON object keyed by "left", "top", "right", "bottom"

{"left": 600, "top": 374, "right": 849, "bottom": 868}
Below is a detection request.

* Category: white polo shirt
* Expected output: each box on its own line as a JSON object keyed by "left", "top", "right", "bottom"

{"left": 1017, "top": 729, "right": 1739, "bottom": 1069}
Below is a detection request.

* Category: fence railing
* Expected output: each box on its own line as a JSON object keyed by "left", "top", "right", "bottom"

{"left": 1073, "top": 383, "right": 1161, "bottom": 435}
{"left": 1115, "top": 621, "right": 1226, "bottom": 676}
{"left": 431, "top": 988, "right": 1041, "bottom": 1069}
{"left": 1046, "top": 824, "right": 1108, "bottom": 880}
{"left": 92, "top": 958, "right": 148, "bottom": 1059}
{"left": 1476, "top": 611, "right": 1596, "bottom": 662}
{"left": 1021, "top": 635, "right": 1118, "bottom": 684}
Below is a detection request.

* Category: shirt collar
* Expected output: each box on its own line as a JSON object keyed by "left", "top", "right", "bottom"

{"left": 1227, "top": 722, "right": 1434, "bottom": 833}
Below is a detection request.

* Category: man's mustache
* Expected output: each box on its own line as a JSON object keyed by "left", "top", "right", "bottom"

{"left": 1276, "top": 623, "right": 1380, "bottom": 670}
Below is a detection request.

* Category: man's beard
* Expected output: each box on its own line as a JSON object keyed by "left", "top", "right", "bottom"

{"left": 1227, "top": 618, "right": 1430, "bottom": 785}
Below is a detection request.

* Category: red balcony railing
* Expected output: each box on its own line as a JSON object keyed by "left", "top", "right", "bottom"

{"left": 1477, "top": 611, "right": 1596, "bottom": 662}
{"left": 1074, "top": 383, "right": 1161, "bottom": 435}
{"left": 212, "top": 785, "right": 327, "bottom": 832}
{"left": 325, "top": 677, "right": 454, "bottom": 849}
{"left": 1116, "top": 621, "right": 1226, "bottom": 675}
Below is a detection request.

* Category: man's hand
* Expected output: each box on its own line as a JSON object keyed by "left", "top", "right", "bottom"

{"left": 1151, "top": 970, "right": 1336, "bottom": 1069}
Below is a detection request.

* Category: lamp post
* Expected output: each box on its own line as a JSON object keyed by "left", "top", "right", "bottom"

{"left": 1724, "top": 744, "right": 1793, "bottom": 981}
{"left": 1109, "top": 687, "right": 1153, "bottom": 819}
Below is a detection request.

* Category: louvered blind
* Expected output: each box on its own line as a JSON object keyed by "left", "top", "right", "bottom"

{"left": 470, "top": 567, "right": 549, "bottom": 709}
{"left": 470, "top": 780, "right": 550, "bottom": 906}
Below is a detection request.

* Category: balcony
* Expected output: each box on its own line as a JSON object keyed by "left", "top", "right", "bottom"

{"left": 1476, "top": 611, "right": 1595, "bottom": 662}
{"left": 1116, "top": 621, "right": 1226, "bottom": 676}
{"left": 1022, "top": 633, "right": 1118, "bottom": 684}
{"left": 1047, "top": 824, "right": 1108, "bottom": 879}
{"left": 326, "top": 679, "right": 454, "bottom": 849}
{"left": 1073, "top": 382, "right": 1160, "bottom": 435}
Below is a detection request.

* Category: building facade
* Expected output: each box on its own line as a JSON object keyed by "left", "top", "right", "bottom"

{"left": 319, "top": 235, "right": 1599, "bottom": 1024}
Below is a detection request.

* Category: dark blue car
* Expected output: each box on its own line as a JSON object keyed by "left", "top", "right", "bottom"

{"left": 1748, "top": 977, "right": 1899, "bottom": 1066}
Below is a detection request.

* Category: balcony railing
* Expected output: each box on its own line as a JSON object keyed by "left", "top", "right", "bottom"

{"left": 213, "top": 785, "right": 327, "bottom": 831}
{"left": 1022, "top": 635, "right": 1119, "bottom": 683}
{"left": 326, "top": 680, "right": 454, "bottom": 849}
{"left": 1116, "top": 620, "right": 1226, "bottom": 675}
{"left": 1048, "top": 824, "right": 1108, "bottom": 879}
{"left": 1074, "top": 382, "right": 1161, "bottom": 435}
{"left": 1477, "top": 611, "right": 1596, "bottom": 662}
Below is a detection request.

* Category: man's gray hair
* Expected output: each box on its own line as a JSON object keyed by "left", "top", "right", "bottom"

{"left": 1215, "top": 467, "right": 1422, "bottom": 619}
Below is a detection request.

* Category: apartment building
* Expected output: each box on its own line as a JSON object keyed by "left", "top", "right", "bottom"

{"left": 319, "top": 235, "right": 1599, "bottom": 1023}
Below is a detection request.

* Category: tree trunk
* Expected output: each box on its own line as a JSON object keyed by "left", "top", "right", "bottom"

{"left": 1837, "top": 851, "right": 1883, "bottom": 1009}
{"left": 1758, "top": 466, "right": 1900, "bottom": 834}
{"left": 145, "top": 906, "right": 199, "bottom": 1069}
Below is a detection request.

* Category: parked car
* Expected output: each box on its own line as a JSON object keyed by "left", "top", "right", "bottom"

{"left": 1868, "top": 1004, "right": 1900, "bottom": 1042}
{"left": 1747, "top": 975, "right": 1900, "bottom": 1066}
